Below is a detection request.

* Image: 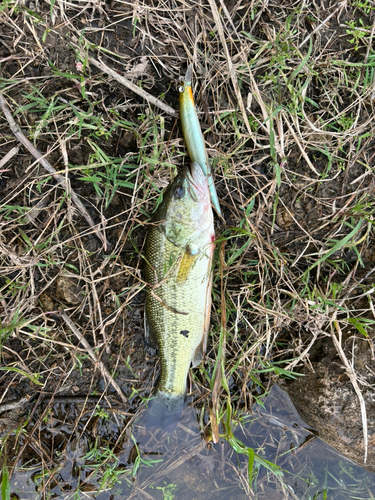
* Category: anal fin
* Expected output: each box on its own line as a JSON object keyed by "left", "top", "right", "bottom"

{"left": 192, "top": 340, "right": 204, "bottom": 367}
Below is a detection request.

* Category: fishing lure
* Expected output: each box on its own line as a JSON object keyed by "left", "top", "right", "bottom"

{"left": 179, "top": 65, "right": 221, "bottom": 216}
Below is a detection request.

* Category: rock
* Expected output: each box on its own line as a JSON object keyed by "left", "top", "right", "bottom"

{"left": 118, "top": 130, "right": 136, "bottom": 148}
{"left": 282, "top": 334, "right": 375, "bottom": 471}
{"left": 55, "top": 277, "right": 83, "bottom": 305}
{"left": 39, "top": 291, "right": 55, "bottom": 311}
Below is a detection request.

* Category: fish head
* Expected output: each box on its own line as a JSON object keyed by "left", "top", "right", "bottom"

{"left": 161, "top": 162, "right": 213, "bottom": 248}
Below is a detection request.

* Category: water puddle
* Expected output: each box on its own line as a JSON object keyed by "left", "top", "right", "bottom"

{"left": 6, "top": 385, "right": 375, "bottom": 499}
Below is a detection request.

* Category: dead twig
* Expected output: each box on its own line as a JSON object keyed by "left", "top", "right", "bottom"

{"left": 61, "top": 312, "right": 127, "bottom": 404}
{"left": 87, "top": 56, "right": 178, "bottom": 118}
{"left": 0, "top": 396, "right": 30, "bottom": 414}
{"left": 332, "top": 317, "right": 368, "bottom": 463}
{"left": 0, "top": 146, "right": 19, "bottom": 170}
{"left": 0, "top": 92, "right": 110, "bottom": 250}
{"left": 210, "top": 241, "right": 227, "bottom": 444}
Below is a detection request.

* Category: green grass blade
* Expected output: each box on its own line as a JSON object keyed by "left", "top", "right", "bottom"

{"left": 1, "top": 464, "right": 10, "bottom": 500}
{"left": 248, "top": 447, "right": 255, "bottom": 485}
{"left": 289, "top": 38, "right": 313, "bottom": 82}
{"left": 0, "top": 367, "right": 43, "bottom": 385}
{"left": 305, "top": 219, "right": 362, "bottom": 273}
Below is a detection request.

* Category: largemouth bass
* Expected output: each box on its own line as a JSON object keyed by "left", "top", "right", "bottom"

{"left": 179, "top": 65, "right": 222, "bottom": 217}
{"left": 144, "top": 161, "right": 215, "bottom": 431}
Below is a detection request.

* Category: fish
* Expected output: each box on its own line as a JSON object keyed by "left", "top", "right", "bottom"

{"left": 179, "top": 65, "right": 222, "bottom": 217}
{"left": 143, "top": 161, "right": 215, "bottom": 431}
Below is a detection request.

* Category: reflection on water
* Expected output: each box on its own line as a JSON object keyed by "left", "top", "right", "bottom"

{"left": 7, "top": 384, "right": 375, "bottom": 499}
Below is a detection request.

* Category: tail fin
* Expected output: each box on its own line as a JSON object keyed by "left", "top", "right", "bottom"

{"left": 143, "top": 391, "right": 185, "bottom": 433}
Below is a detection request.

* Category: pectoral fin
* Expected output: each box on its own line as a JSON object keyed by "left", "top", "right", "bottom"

{"left": 176, "top": 250, "right": 198, "bottom": 284}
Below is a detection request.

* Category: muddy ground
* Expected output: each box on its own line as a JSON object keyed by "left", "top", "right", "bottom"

{"left": 1, "top": 0, "right": 375, "bottom": 497}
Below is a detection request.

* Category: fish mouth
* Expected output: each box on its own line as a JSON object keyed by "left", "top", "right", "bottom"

{"left": 184, "top": 162, "right": 209, "bottom": 202}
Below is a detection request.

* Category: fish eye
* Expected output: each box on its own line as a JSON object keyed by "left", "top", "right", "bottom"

{"left": 174, "top": 186, "right": 185, "bottom": 199}
{"left": 178, "top": 85, "right": 184, "bottom": 93}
